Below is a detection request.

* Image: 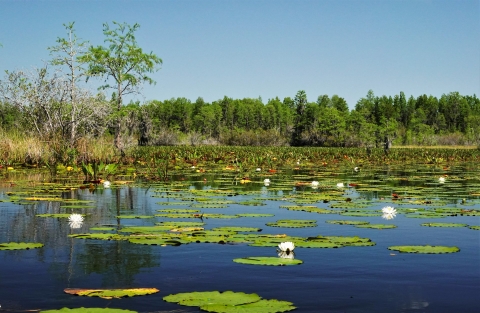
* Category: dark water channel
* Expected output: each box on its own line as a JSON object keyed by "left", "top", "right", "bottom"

{"left": 0, "top": 164, "right": 479, "bottom": 312}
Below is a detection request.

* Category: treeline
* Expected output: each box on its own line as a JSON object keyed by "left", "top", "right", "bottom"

{"left": 1, "top": 89, "right": 479, "bottom": 149}
{"left": 135, "top": 89, "right": 480, "bottom": 147}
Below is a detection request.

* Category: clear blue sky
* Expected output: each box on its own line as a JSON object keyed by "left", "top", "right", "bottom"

{"left": 0, "top": 0, "right": 478, "bottom": 109}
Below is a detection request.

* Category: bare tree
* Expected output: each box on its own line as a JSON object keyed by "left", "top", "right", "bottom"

{"left": 0, "top": 66, "right": 110, "bottom": 164}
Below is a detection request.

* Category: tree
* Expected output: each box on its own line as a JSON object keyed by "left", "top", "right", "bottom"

{"left": 48, "top": 22, "right": 90, "bottom": 145}
{"left": 0, "top": 66, "right": 109, "bottom": 165}
{"left": 80, "top": 22, "right": 162, "bottom": 155}
{"left": 292, "top": 90, "right": 308, "bottom": 145}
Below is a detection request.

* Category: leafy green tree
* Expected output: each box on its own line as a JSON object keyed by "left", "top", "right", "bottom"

{"left": 80, "top": 22, "right": 162, "bottom": 155}
{"left": 330, "top": 94, "right": 349, "bottom": 113}
{"left": 292, "top": 90, "right": 308, "bottom": 145}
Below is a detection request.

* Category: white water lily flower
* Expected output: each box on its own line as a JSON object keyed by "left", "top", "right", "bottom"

{"left": 256, "top": 168, "right": 261, "bottom": 172}
{"left": 354, "top": 167, "right": 360, "bottom": 172}
{"left": 438, "top": 177, "right": 446, "bottom": 183}
{"left": 68, "top": 214, "right": 84, "bottom": 229}
{"left": 382, "top": 213, "right": 396, "bottom": 220}
{"left": 278, "top": 251, "right": 295, "bottom": 259}
{"left": 103, "top": 180, "right": 111, "bottom": 188}
{"left": 311, "top": 181, "right": 319, "bottom": 188}
{"left": 337, "top": 182, "right": 344, "bottom": 188}
{"left": 381, "top": 206, "right": 397, "bottom": 220}
{"left": 278, "top": 241, "right": 295, "bottom": 253}
{"left": 264, "top": 178, "right": 271, "bottom": 186}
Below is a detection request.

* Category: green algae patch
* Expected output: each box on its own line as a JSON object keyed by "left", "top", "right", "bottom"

{"left": 0, "top": 242, "right": 44, "bottom": 250}
{"left": 233, "top": 256, "right": 302, "bottom": 266}
{"left": 388, "top": 245, "right": 460, "bottom": 254}
{"left": 469, "top": 225, "right": 480, "bottom": 230}
{"left": 64, "top": 287, "right": 159, "bottom": 299}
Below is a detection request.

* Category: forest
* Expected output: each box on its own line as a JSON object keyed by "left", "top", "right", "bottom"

{"left": 0, "top": 22, "right": 479, "bottom": 167}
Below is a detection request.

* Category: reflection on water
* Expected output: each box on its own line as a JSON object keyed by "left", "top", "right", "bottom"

{"left": 0, "top": 163, "right": 479, "bottom": 312}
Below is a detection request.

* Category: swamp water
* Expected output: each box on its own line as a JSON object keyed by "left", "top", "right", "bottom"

{"left": 0, "top": 164, "right": 479, "bottom": 312}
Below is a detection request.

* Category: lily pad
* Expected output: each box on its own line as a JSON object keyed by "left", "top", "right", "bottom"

{"left": 387, "top": 245, "right": 460, "bottom": 254}
{"left": 236, "top": 213, "right": 274, "bottom": 217}
{"left": 201, "top": 299, "right": 296, "bottom": 313}
{"left": 163, "top": 291, "right": 261, "bottom": 307}
{"left": 266, "top": 219, "right": 317, "bottom": 228}
{"left": 355, "top": 224, "right": 397, "bottom": 229}
{"left": 326, "top": 220, "right": 369, "bottom": 225}
{"left": 0, "top": 242, "right": 44, "bottom": 250}
{"left": 116, "top": 215, "right": 153, "bottom": 219}
{"left": 420, "top": 223, "right": 468, "bottom": 227}
{"left": 41, "top": 308, "right": 137, "bottom": 313}
{"left": 36, "top": 213, "right": 80, "bottom": 218}
{"left": 233, "top": 257, "right": 302, "bottom": 266}
{"left": 64, "top": 288, "right": 159, "bottom": 299}
{"left": 212, "top": 226, "right": 262, "bottom": 232}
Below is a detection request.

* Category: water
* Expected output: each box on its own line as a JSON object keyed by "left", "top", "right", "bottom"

{"left": 0, "top": 165, "right": 479, "bottom": 312}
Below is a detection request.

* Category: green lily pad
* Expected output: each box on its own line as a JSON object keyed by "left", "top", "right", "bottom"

{"left": 236, "top": 213, "right": 274, "bottom": 217}
{"left": 201, "top": 299, "right": 296, "bottom": 313}
{"left": 163, "top": 291, "right": 261, "bottom": 307}
{"left": 233, "top": 257, "right": 302, "bottom": 266}
{"left": 64, "top": 287, "right": 159, "bottom": 299}
{"left": 89, "top": 227, "right": 115, "bottom": 231}
{"left": 157, "top": 221, "right": 205, "bottom": 227}
{"left": 41, "top": 308, "right": 137, "bottom": 313}
{"left": 388, "top": 245, "right": 460, "bottom": 254}
{"left": 129, "top": 237, "right": 185, "bottom": 246}
{"left": 68, "top": 233, "right": 126, "bottom": 240}
{"left": 469, "top": 226, "right": 480, "bottom": 230}
{"left": 420, "top": 223, "right": 468, "bottom": 227}
{"left": 0, "top": 242, "right": 44, "bottom": 250}
{"left": 355, "top": 224, "right": 397, "bottom": 229}
{"left": 266, "top": 219, "right": 317, "bottom": 228}
{"left": 212, "top": 227, "right": 262, "bottom": 232}
{"left": 326, "top": 220, "right": 369, "bottom": 225}
{"left": 36, "top": 213, "right": 80, "bottom": 218}
{"left": 116, "top": 215, "right": 153, "bottom": 219}
{"left": 119, "top": 226, "right": 173, "bottom": 233}
{"left": 339, "top": 212, "right": 381, "bottom": 217}
{"left": 237, "top": 201, "right": 266, "bottom": 206}
{"left": 294, "top": 241, "right": 343, "bottom": 248}
{"left": 156, "top": 209, "right": 200, "bottom": 213}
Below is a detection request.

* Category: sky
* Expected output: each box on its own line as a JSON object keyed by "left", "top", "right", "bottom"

{"left": 0, "top": 0, "right": 478, "bottom": 109}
